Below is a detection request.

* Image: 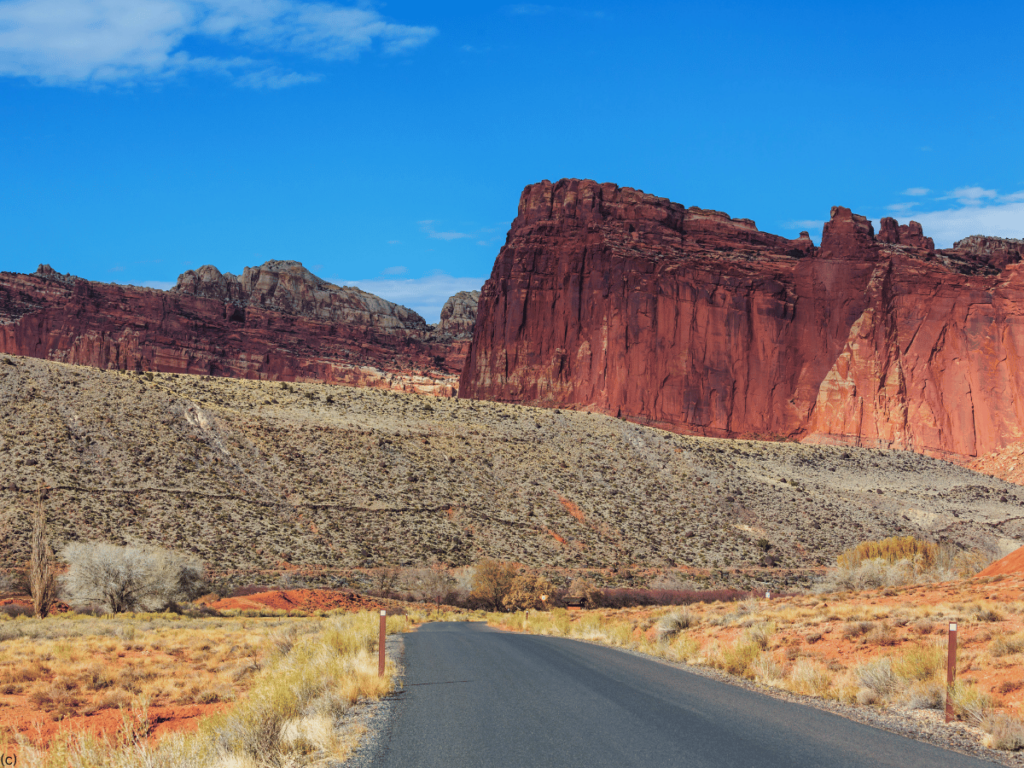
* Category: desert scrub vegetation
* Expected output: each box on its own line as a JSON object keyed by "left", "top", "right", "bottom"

{"left": 1, "top": 609, "right": 410, "bottom": 767}
{"left": 0, "top": 612, "right": 297, "bottom": 722}
{"left": 815, "top": 536, "right": 992, "bottom": 592}
{"left": 0, "top": 356, "right": 1021, "bottom": 586}
{"left": 60, "top": 542, "right": 205, "bottom": 613}
{"left": 488, "top": 571, "right": 1024, "bottom": 753}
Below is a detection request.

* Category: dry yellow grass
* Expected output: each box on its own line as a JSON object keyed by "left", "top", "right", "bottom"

{"left": 0, "top": 609, "right": 411, "bottom": 768}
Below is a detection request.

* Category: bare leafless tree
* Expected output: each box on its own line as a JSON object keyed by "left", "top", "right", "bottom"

{"left": 409, "top": 561, "right": 455, "bottom": 614}
{"left": 29, "top": 483, "right": 58, "bottom": 618}
{"left": 61, "top": 542, "right": 204, "bottom": 613}
{"left": 370, "top": 567, "right": 400, "bottom": 598}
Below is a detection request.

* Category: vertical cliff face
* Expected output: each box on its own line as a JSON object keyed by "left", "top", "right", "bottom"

{"left": 0, "top": 262, "right": 475, "bottom": 396}
{"left": 459, "top": 178, "right": 1024, "bottom": 462}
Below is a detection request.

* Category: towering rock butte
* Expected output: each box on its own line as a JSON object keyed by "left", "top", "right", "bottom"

{"left": 459, "top": 178, "right": 1024, "bottom": 463}
{"left": 0, "top": 260, "right": 479, "bottom": 395}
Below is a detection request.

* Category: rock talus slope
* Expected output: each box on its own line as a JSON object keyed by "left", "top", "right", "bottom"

{"left": 3, "top": 356, "right": 1022, "bottom": 581}
{"left": 0, "top": 261, "right": 477, "bottom": 395}
{"left": 460, "top": 178, "right": 1024, "bottom": 462}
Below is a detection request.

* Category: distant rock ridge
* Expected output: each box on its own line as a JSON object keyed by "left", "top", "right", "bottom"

{"left": 460, "top": 177, "right": 1024, "bottom": 463}
{"left": 173, "top": 260, "right": 432, "bottom": 331}
{"left": 876, "top": 217, "right": 934, "bottom": 250}
{"left": 436, "top": 291, "right": 481, "bottom": 338}
{"left": 950, "top": 235, "right": 1024, "bottom": 272}
{"left": 0, "top": 261, "right": 478, "bottom": 395}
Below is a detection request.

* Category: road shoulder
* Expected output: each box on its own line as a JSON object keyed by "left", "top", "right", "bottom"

{"left": 338, "top": 634, "right": 406, "bottom": 768}
{"left": 493, "top": 624, "right": 1019, "bottom": 767}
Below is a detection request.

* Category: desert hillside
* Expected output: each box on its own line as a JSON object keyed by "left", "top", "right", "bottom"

{"left": 2, "top": 356, "right": 1022, "bottom": 587}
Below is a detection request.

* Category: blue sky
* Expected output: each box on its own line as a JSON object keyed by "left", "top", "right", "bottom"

{"left": 1, "top": 1, "right": 1022, "bottom": 322}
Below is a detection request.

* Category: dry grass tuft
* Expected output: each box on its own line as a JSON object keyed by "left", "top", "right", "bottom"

{"left": 982, "top": 713, "right": 1024, "bottom": 751}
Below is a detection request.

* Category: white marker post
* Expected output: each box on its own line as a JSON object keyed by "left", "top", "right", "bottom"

{"left": 765, "top": 591, "right": 771, "bottom": 600}
{"left": 945, "top": 622, "right": 958, "bottom": 722}
{"left": 378, "top": 610, "right": 387, "bottom": 677}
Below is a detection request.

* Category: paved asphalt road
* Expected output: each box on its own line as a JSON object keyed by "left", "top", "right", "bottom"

{"left": 370, "top": 622, "right": 996, "bottom": 768}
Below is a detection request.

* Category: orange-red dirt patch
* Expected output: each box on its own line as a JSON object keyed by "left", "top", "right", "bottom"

{"left": 204, "top": 588, "right": 386, "bottom": 613}
{"left": 978, "top": 546, "right": 1024, "bottom": 577}
{"left": 0, "top": 702, "right": 230, "bottom": 746}
{"left": 0, "top": 597, "right": 71, "bottom": 613}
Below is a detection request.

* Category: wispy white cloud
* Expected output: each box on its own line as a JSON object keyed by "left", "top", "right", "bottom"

{"left": 0, "top": 0, "right": 437, "bottom": 87}
{"left": 419, "top": 219, "right": 471, "bottom": 241}
{"left": 902, "top": 187, "right": 930, "bottom": 196}
{"left": 900, "top": 202, "right": 1024, "bottom": 248}
{"left": 234, "top": 67, "right": 321, "bottom": 89}
{"left": 881, "top": 186, "right": 1024, "bottom": 248}
{"left": 334, "top": 273, "right": 485, "bottom": 324}
{"left": 941, "top": 186, "right": 998, "bottom": 205}
{"left": 781, "top": 219, "right": 822, "bottom": 245}
{"left": 505, "top": 4, "right": 605, "bottom": 19}
{"left": 506, "top": 4, "right": 555, "bottom": 14}
{"left": 381, "top": 265, "right": 406, "bottom": 275}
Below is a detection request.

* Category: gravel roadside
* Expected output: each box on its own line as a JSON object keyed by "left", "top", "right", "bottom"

{"left": 335, "top": 634, "right": 406, "bottom": 768}
{"left": 578, "top": 634, "right": 1019, "bottom": 767}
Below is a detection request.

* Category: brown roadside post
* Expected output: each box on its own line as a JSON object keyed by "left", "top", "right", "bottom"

{"left": 379, "top": 610, "right": 387, "bottom": 677}
{"left": 945, "top": 621, "right": 958, "bottom": 723}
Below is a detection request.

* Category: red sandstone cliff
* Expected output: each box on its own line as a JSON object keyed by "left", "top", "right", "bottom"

{"left": 459, "top": 178, "right": 1024, "bottom": 462}
{"left": 0, "top": 261, "right": 477, "bottom": 395}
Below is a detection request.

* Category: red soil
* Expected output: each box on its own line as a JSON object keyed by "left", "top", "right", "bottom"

{"left": 503, "top": 573, "right": 1024, "bottom": 712}
{"left": 977, "top": 546, "right": 1024, "bottom": 577}
{"left": 205, "top": 588, "right": 386, "bottom": 613}
{"left": 0, "top": 701, "right": 230, "bottom": 746}
{"left": 0, "top": 598, "right": 71, "bottom": 613}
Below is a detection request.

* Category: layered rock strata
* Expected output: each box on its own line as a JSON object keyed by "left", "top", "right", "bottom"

{"left": 436, "top": 290, "right": 481, "bottom": 338}
{"left": 460, "top": 178, "right": 1024, "bottom": 462}
{"left": 0, "top": 261, "right": 474, "bottom": 395}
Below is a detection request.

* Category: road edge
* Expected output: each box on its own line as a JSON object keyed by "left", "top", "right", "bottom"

{"left": 337, "top": 633, "right": 406, "bottom": 768}
{"left": 491, "top": 624, "right": 1019, "bottom": 767}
